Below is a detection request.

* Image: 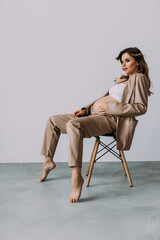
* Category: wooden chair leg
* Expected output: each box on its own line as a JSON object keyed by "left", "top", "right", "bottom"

{"left": 119, "top": 150, "right": 133, "bottom": 187}
{"left": 86, "top": 137, "right": 100, "bottom": 187}
{"left": 86, "top": 137, "right": 99, "bottom": 176}
{"left": 119, "top": 150, "right": 127, "bottom": 176}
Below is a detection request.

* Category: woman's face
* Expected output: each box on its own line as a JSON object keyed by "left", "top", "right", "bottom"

{"left": 121, "top": 52, "right": 138, "bottom": 77}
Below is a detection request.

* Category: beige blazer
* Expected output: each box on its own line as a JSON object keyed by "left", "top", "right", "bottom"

{"left": 82, "top": 72, "right": 150, "bottom": 150}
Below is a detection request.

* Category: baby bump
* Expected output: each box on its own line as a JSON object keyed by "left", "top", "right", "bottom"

{"left": 92, "top": 95, "right": 119, "bottom": 112}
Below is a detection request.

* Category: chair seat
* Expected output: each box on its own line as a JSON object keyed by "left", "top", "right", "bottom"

{"left": 101, "top": 132, "right": 116, "bottom": 138}
{"left": 95, "top": 131, "right": 116, "bottom": 139}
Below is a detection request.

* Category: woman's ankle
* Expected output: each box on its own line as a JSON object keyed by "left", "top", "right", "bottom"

{"left": 44, "top": 156, "right": 53, "bottom": 162}
{"left": 72, "top": 167, "right": 82, "bottom": 177}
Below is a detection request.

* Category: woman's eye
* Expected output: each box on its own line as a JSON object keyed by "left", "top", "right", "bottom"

{"left": 121, "top": 60, "right": 130, "bottom": 64}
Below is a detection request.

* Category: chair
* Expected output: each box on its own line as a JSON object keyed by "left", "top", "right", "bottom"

{"left": 86, "top": 132, "right": 133, "bottom": 187}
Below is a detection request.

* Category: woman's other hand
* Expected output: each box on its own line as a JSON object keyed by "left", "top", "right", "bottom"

{"left": 73, "top": 109, "right": 86, "bottom": 118}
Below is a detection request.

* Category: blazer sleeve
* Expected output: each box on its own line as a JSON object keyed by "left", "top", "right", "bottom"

{"left": 105, "top": 74, "right": 150, "bottom": 117}
{"left": 81, "top": 102, "right": 95, "bottom": 116}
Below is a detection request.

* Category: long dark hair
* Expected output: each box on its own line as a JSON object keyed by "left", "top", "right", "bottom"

{"left": 116, "top": 47, "right": 153, "bottom": 96}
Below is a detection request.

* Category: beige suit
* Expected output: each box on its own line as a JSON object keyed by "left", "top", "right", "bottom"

{"left": 41, "top": 72, "right": 149, "bottom": 167}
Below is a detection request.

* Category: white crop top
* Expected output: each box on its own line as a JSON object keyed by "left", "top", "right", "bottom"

{"left": 109, "top": 83, "right": 126, "bottom": 102}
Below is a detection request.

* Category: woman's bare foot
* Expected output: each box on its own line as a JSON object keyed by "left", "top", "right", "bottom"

{"left": 38, "top": 157, "right": 56, "bottom": 182}
{"left": 69, "top": 168, "right": 84, "bottom": 203}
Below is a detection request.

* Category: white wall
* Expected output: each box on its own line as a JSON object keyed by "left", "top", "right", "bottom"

{"left": 0, "top": 0, "right": 160, "bottom": 163}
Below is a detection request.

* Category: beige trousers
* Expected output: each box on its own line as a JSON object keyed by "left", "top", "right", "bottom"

{"left": 40, "top": 114, "right": 117, "bottom": 168}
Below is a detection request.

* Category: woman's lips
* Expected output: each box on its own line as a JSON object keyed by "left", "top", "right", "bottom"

{"left": 123, "top": 68, "right": 128, "bottom": 71}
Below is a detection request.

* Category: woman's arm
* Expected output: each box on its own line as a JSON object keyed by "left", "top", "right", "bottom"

{"left": 99, "top": 74, "right": 150, "bottom": 117}
{"left": 80, "top": 102, "right": 95, "bottom": 116}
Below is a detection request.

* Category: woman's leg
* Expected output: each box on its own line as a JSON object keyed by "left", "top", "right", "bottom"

{"left": 39, "top": 113, "right": 116, "bottom": 203}
{"left": 66, "top": 114, "right": 116, "bottom": 168}
{"left": 67, "top": 114, "right": 116, "bottom": 202}
{"left": 39, "top": 114, "right": 73, "bottom": 182}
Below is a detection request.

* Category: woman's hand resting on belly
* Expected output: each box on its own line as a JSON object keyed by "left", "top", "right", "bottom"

{"left": 92, "top": 95, "right": 120, "bottom": 115}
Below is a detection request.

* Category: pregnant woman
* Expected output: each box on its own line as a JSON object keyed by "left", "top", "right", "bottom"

{"left": 39, "top": 47, "right": 152, "bottom": 203}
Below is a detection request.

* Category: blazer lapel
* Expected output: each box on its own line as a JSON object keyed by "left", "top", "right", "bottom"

{"left": 113, "top": 77, "right": 134, "bottom": 103}
{"left": 122, "top": 75, "right": 137, "bottom": 103}
{"left": 114, "top": 77, "right": 127, "bottom": 84}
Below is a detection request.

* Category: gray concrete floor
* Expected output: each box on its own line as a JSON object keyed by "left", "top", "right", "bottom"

{"left": 0, "top": 162, "right": 160, "bottom": 240}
